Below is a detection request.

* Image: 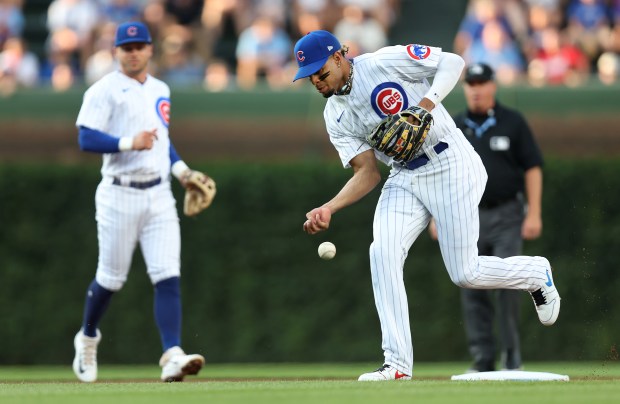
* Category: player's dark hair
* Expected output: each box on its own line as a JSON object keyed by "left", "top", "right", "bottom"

{"left": 339, "top": 45, "right": 349, "bottom": 56}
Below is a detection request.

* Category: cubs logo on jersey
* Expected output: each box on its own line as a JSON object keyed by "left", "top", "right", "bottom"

{"left": 406, "top": 44, "right": 431, "bottom": 60}
{"left": 156, "top": 97, "right": 170, "bottom": 127}
{"left": 370, "top": 82, "right": 409, "bottom": 118}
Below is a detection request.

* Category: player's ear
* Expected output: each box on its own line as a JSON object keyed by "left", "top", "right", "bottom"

{"left": 333, "top": 52, "right": 342, "bottom": 67}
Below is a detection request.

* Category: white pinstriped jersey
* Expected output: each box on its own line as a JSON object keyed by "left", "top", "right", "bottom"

{"left": 320, "top": 44, "right": 556, "bottom": 376}
{"left": 76, "top": 71, "right": 172, "bottom": 179}
{"left": 77, "top": 70, "right": 181, "bottom": 291}
{"left": 324, "top": 44, "right": 459, "bottom": 168}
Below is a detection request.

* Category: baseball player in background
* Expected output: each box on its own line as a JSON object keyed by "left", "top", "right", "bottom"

{"left": 430, "top": 63, "right": 544, "bottom": 372}
{"left": 73, "top": 21, "right": 205, "bottom": 383}
{"left": 292, "top": 30, "right": 561, "bottom": 381}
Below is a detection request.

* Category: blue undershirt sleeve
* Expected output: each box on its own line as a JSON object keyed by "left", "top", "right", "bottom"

{"left": 169, "top": 141, "right": 181, "bottom": 165}
{"left": 78, "top": 126, "right": 121, "bottom": 153}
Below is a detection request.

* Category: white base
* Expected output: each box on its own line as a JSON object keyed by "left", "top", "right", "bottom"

{"left": 451, "top": 370, "right": 569, "bottom": 382}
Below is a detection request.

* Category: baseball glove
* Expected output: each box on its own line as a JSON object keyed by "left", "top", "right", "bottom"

{"left": 182, "top": 170, "right": 216, "bottom": 217}
{"left": 367, "top": 106, "right": 433, "bottom": 164}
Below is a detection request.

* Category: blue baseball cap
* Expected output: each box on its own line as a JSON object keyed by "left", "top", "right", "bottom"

{"left": 293, "top": 30, "right": 341, "bottom": 82}
{"left": 115, "top": 21, "right": 152, "bottom": 47}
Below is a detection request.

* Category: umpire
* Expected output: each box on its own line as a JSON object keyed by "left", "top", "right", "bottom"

{"left": 455, "top": 63, "right": 544, "bottom": 372}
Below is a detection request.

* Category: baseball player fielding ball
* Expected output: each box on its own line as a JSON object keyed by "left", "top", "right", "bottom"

{"left": 318, "top": 242, "right": 336, "bottom": 260}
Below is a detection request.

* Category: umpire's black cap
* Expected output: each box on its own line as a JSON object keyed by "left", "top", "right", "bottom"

{"left": 464, "top": 63, "right": 494, "bottom": 83}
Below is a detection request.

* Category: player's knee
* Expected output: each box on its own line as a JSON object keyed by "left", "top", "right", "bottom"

{"left": 443, "top": 266, "right": 470, "bottom": 287}
{"left": 368, "top": 242, "right": 386, "bottom": 264}
{"left": 95, "top": 272, "right": 126, "bottom": 292}
{"left": 369, "top": 241, "right": 403, "bottom": 262}
{"left": 447, "top": 267, "right": 481, "bottom": 288}
{"left": 149, "top": 268, "right": 180, "bottom": 286}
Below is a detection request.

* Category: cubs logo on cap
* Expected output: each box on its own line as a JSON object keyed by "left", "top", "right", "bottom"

{"left": 115, "top": 21, "right": 152, "bottom": 47}
{"left": 293, "top": 30, "right": 341, "bottom": 82}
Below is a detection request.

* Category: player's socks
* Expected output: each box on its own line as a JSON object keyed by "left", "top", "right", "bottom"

{"left": 82, "top": 279, "right": 114, "bottom": 337}
{"left": 154, "top": 276, "right": 182, "bottom": 350}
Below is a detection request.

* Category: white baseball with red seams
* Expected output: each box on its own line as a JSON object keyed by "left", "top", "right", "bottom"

{"left": 318, "top": 242, "right": 336, "bottom": 260}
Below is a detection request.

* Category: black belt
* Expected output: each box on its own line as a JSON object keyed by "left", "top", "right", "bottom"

{"left": 479, "top": 197, "right": 517, "bottom": 209}
{"left": 404, "top": 142, "right": 449, "bottom": 170}
{"left": 112, "top": 176, "right": 162, "bottom": 189}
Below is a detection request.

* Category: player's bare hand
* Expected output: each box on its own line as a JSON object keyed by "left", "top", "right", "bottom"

{"left": 303, "top": 206, "right": 332, "bottom": 235}
{"left": 132, "top": 129, "right": 158, "bottom": 150}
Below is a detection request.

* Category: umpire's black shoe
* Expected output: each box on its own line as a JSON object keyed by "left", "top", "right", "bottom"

{"left": 500, "top": 349, "right": 522, "bottom": 371}
{"left": 466, "top": 361, "right": 495, "bottom": 373}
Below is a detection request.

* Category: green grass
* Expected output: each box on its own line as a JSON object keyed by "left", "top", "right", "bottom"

{"left": 1, "top": 362, "right": 619, "bottom": 404}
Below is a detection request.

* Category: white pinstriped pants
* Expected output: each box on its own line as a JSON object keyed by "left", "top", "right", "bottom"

{"left": 94, "top": 178, "right": 181, "bottom": 291}
{"left": 369, "top": 133, "right": 551, "bottom": 375}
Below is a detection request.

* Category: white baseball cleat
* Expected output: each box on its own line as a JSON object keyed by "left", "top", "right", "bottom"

{"left": 159, "top": 346, "right": 205, "bottom": 382}
{"left": 530, "top": 267, "right": 561, "bottom": 326}
{"left": 73, "top": 329, "right": 101, "bottom": 383}
{"left": 358, "top": 364, "right": 411, "bottom": 381}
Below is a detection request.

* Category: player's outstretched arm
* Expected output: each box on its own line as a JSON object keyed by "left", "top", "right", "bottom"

{"left": 303, "top": 149, "right": 381, "bottom": 235}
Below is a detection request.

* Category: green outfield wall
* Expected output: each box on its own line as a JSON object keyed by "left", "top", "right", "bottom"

{"left": 1, "top": 84, "right": 619, "bottom": 164}
{"left": 1, "top": 160, "right": 618, "bottom": 365}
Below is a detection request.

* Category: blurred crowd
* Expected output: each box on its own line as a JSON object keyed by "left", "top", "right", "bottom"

{"left": 0, "top": 0, "right": 398, "bottom": 94}
{"left": 456, "top": 0, "right": 620, "bottom": 86}
{"left": 1, "top": 0, "right": 620, "bottom": 95}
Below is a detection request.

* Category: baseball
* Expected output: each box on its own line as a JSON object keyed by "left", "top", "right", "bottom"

{"left": 318, "top": 242, "right": 336, "bottom": 260}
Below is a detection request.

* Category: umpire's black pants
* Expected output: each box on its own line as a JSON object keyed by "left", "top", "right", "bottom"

{"left": 463, "top": 198, "right": 524, "bottom": 371}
